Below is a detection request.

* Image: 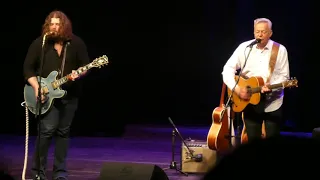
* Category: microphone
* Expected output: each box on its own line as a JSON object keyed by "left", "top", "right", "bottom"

{"left": 42, "top": 32, "right": 57, "bottom": 47}
{"left": 247, "top": 39, "right": 261, "bottom": 47}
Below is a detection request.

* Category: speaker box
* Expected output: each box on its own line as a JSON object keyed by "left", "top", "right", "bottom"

{"left": 99, "top": 162, "right": 169, "bottom": 180}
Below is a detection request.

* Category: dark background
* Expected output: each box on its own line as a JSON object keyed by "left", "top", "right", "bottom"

{"left": 8, "top": 0, "right": 317, "bottom": 136}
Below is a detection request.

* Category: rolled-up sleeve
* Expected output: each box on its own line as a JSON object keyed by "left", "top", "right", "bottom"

{"left": 222, "top": 45, "right": 242, "bottom": 90}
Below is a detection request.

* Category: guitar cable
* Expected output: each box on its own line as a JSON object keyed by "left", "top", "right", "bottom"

{"left": 20, "top": 101, "right": 33, "bottom": 180}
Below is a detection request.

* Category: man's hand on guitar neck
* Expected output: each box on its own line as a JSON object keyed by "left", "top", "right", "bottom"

{"left": 70, "top": 68, "right": 87, "bottom": 81}
{"left": 261, "top": 83, "right": 271, "bottom": 93}
{"left": 70, "top": 70, "right": 79, "bottom": 81}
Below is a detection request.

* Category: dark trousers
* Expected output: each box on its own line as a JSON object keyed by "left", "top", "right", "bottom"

{"left": 32, "top": 98, "right": 78, "bottom": 179}
{"left": 243, "top": 101, "right": 283, "bottom": 143}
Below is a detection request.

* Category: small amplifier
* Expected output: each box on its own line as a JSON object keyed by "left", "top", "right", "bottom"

{"left": 180, "top": 139, "right": 217, "bottom": 173}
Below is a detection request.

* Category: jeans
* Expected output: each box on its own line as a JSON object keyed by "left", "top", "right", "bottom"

{"left": 32, "top": 98, "right": 78, "bottom": 179}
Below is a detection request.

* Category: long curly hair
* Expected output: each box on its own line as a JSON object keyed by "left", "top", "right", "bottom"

{"left": 41, "top": 10, "right": 73, "bottom": 41}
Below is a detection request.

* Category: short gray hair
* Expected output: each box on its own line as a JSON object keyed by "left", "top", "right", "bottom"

{"left": 254, "top": 18, "right": 272, "bottom": 30}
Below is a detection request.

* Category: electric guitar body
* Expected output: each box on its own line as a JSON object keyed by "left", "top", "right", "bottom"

{"left": 24, "top": 71, "right": 66, "bottom": 115}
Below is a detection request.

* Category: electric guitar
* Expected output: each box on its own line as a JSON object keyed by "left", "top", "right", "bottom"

{"left": 23, "top": 55, "right": 109, "bottom": 115}
{"left": 228, "top": 75, "right": 298, "bottom": 112}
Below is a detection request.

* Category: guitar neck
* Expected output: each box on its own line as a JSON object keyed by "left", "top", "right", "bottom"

{"left": 251, "top": 82, "right": 284, "bottom": 93}
{"left": 53, "top": 63, "right": 93, "bottom": 88}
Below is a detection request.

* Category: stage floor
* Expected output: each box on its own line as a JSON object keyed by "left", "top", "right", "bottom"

{"left": 0, "top": 124, "right": 312, "bottom": 180}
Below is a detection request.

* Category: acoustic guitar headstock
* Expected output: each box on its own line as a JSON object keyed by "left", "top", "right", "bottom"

{"left": 284, "top": 77, "right": 298, "bottom": 88}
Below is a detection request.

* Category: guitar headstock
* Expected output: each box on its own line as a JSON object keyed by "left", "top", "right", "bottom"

{"left": 284, "top": 77, "right": 298, "bottom": 88}
{"left": 91, "top": 55, "right": 109, "bottom": 68}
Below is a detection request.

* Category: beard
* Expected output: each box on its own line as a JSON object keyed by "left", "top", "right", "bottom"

{"left": 47, "top": 31, "right": 68, "bottom": 42}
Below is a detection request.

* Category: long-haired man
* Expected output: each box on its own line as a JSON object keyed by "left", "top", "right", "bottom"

{"left": 23, "top": 10, "right": 90, "bottom": 180}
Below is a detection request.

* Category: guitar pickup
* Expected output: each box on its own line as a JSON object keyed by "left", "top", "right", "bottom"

{"left": 42, "top": 87, "right": 49, "bottom": 94}
{"left": 51, "top": 82, "right": 58, "bottom": 89}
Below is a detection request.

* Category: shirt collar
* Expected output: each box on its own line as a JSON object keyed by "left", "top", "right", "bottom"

{"left": 255, "top": 39, "right": 273, "bottom": 50}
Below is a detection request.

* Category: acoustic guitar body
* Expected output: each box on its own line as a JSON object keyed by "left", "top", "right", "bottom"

{"left": 207, "top": 106, "right": 230, "bottom": 152}
{"left": 227, "top": 76, "right": 265, "bottom": 112}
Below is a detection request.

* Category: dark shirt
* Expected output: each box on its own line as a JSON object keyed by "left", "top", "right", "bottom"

{"left": 23, "top": 34, "right": 90, "bottom": 98}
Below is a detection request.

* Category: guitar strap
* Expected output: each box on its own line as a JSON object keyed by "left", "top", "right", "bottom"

{"left": 260, "top": 41, "right": 280, "bottom": 138}
{"left": 266, "top": 41, "right": 280, "bottom": 83}
{"left": 59, "top": 42, "right": 70, "bottom": 78}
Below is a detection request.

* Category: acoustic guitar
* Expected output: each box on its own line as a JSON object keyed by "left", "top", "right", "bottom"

{"left": 207, "top": 83, "right": 235, "bottom": 152}
{"left": 227, "top": 75, "right": 298, "bottom": 112}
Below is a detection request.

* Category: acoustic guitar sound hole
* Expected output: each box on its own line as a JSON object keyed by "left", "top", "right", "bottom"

{"left": 246, "top": 86, "right": 252, "bottom": 96}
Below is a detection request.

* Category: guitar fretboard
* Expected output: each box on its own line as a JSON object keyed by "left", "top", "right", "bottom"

{"left": 251, "top": 83, "right": 284, "bottom": 93}
{"left": 52, "top": 64, "right": 93, "bottom": 88}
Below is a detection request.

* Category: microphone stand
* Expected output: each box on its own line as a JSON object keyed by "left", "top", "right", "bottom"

{"left": 34, "top": 34, "right": 47, "bottom": 180}
{"left": 221, "top": 43, "right": 255, "bottom": 148}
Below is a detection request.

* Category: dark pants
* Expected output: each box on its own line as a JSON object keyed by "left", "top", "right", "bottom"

{"left": 243, "top": 101, "right": 283, "bottom": 143}
{"left": 32, "top": 98, "right": 78, "bottom": 179}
